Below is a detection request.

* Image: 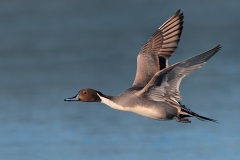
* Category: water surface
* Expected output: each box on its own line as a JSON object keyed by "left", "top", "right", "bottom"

{"left": 0, "top": 0, "right": 239, "bottom": 160}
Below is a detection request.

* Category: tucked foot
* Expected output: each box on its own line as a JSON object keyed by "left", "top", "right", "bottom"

{"left": 176, "top": 117, "right": 191, "bottom": 123}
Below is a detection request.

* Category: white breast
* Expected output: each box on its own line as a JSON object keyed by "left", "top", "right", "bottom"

{"left": 98, "top": 94, "right": 126, "bottom": 111}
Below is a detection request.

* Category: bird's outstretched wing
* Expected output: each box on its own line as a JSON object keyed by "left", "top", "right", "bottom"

{"left": 132, "top": 10, "right": 184, "bottom": 87}
{"left": 136, "top": 45, "right": 221, "bottom": 105}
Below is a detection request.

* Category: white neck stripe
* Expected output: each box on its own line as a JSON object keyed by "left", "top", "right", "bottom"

{"left": 97, "top": 93, "right": 125, "bottom": 111}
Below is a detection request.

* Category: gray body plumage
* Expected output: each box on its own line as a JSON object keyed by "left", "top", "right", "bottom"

{"left": 107, "top": 89, "right": 178, "bottom": 120}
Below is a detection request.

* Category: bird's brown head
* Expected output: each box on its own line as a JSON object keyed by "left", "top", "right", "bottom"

{"left": 64, "top": 89, "right": 102, "bottom": 102}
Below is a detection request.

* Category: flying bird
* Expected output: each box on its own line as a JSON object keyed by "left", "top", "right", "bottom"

{"left": 65, "top": 10, "right": 220, "bottom": 123}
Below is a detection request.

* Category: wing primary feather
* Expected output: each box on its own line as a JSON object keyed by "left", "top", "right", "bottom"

{"left": 162, "top": 20, "right": 183, "bottom": 33}
{"left": 161, "top": 10, "right": 182, "bottom": 30}
{"left": 132, "top": 10, "right": 184, "bottom": 87}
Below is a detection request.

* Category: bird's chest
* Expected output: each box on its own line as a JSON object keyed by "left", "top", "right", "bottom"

{"left": 100, "top": 96, "right": 126, "bottom": 110}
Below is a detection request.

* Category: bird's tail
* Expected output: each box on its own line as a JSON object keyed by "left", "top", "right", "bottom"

{"left": 178, "top": 103, "right": 218, "bottom": 123}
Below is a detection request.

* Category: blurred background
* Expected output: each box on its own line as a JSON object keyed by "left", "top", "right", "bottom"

{"left": 0, "top": 0, "right": 239, "bottom": 159}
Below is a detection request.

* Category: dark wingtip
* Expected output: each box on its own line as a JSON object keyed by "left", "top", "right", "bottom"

{"left": 216, "top": 44, "right": 222, "bottom": 50}
{"left": 175, "top": 9, "right": 184, "bottom": 18}
{"left": 176, "top": 9, "right": 181, "bottom": 15}
{"left": 207, "top": 44, "right": 222, "bottom": 57}
{"left": 213, "top": 44, "right": 221, "bottom": 50}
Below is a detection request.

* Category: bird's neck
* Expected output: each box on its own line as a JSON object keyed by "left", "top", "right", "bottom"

{"left": 97, "top": 93, "right": 125, "bottom": 111}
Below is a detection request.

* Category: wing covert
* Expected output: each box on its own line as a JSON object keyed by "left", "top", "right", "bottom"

{"left": 136, "top": 45, "right": 221, "bottom": 105}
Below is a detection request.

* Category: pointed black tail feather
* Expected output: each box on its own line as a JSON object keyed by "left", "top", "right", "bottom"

{"left": 179, "top": 103, "right": 218, "bottom": 123}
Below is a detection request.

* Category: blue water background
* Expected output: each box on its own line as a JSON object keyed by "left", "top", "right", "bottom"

{"left": 0, "top": 0, "right": 239, "bottom": 159}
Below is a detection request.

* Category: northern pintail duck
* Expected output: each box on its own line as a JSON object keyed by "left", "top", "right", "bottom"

{"left": 65, "top": 10, "right": 221, "bottom": 123}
